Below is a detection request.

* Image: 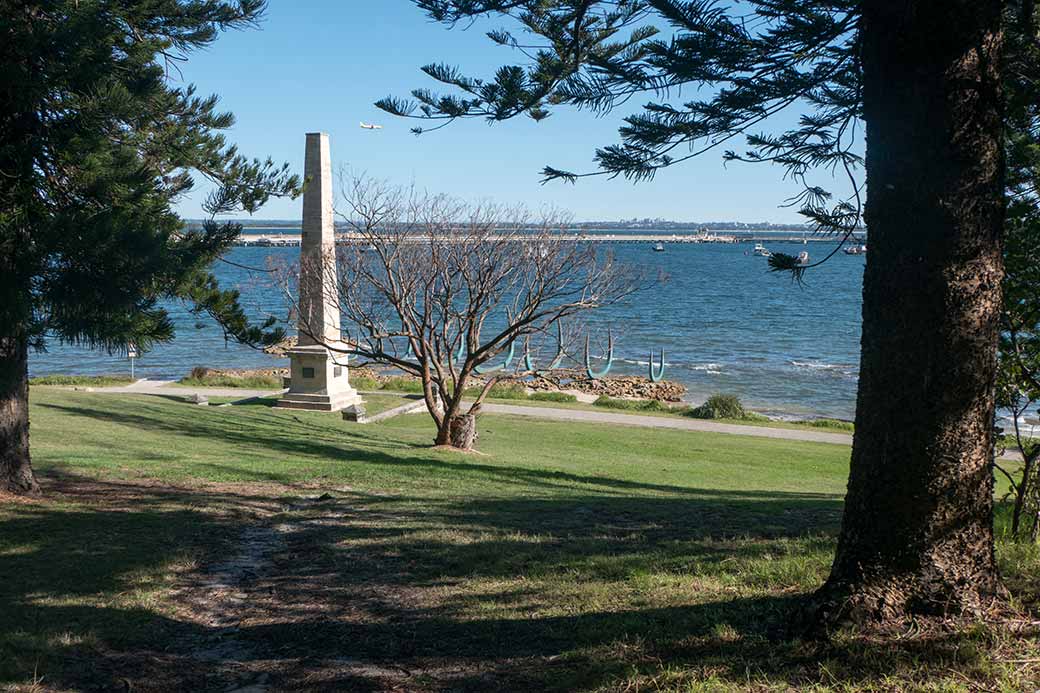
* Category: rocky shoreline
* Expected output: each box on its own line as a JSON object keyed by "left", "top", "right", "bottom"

{"left": 261, "top": 339, "right": 687, "bottom": 402}
{"left": 519, "top": 368, "right": 685, "bottom": 402}
{"left": 190, "top": 364, "right": 686, "bottom": 402}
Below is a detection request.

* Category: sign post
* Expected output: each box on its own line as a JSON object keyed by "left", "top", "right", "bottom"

{"left": 127, "top": 342, "right": 138, "bottom": 381}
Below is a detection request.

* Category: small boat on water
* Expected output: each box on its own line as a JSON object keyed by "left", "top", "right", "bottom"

{"left": 844, "top": 244, "right": 867, "bottom": 255}
{"left": 796, "top": 251, "right": 810, "bottom": 265}
{"left": 752, "top": 243, "right": 771, "bottom": 257}
{"left": 652, "top": 242, "right": 665, "bottom": 252}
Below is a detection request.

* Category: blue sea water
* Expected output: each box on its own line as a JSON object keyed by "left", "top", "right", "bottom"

{"left": 29, "top": 234, "right": 865, "bottom": 419}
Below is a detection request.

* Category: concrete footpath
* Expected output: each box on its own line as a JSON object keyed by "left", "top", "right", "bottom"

{"left": 62, "top": 379, "right": 1025, "bottom": 459}
{"left": 89, "top": 378, "right": 281, "bottom": 400}
{"left": 476, "top": 402, "right": 854, "bottom": 445}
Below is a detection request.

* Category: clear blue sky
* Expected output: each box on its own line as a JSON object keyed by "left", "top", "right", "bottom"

{"left": 173, "top": 0, "right": 847, "bottom": 223}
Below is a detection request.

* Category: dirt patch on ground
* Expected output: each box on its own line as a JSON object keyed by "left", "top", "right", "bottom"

{"left": 143, "top": 488, "right": 438, "bottom": 692}
{"left": 9, "top": 477, "right": 444, "bottom": 691}
{"left": 0, "top": 489, "right": 42, "bottom": 505}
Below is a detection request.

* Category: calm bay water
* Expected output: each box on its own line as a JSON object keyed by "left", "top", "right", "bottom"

{"left": 29, "top": 234, "right": 865, "bottom": 419}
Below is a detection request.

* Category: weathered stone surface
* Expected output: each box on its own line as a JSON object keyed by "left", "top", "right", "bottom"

{"left": 276, "top": 132, "right": 360, "bottom": 413}
{"left": 262, "top": 337, "right": 297, "bottom": 357}
{"left": 522, "top": 368, "right": 686, "bottom": 402}
{"left": 194, "top": 364, "right": 684, "bottom": 403}
{"left": 189, "top": 366, "right": 289, "bottom": 380}
{"left": 342, "top": 402, "right": 367, "bottom": 423}
{"left": 346, "top": 366, "right": 685, "bottom": 402}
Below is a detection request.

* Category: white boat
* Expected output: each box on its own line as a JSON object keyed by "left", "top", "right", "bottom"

{"left": 796, "top": 250, "right": 810, "bottom": 265}
{"left": 652, "top": 242, "right": 665, "bottom": 252}
{"left": 844, "top": 244, "right": 867, "bottom": 255}
{"left": 752, "top": 243, "right": 771, "bottom": 257}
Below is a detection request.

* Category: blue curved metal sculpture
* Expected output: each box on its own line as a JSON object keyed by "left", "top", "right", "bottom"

{"left": 584, "top": 331, "right": 614, "bottom": 380}
{"left": 649, "top": 349, "right": 665, "bottom": 382}
{"left": 474, "top": 340, "right": 516, "bottom": 374}
{"left": 524, "top": 323, "right": 565, "bottom": 372}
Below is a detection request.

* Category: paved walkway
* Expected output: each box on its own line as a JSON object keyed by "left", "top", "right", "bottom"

{"left": 477, "top": 402, "right": 854, "bottom": 445}
{"left": 58, "top": 380, "right": 1024, "bottom": 459}
{"left": 85, "top": 379, "right": 282, "bottom": 400}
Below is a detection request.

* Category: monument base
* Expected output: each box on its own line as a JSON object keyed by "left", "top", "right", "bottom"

{"left": 276, "top": 344, "right": 362, "bottom": 413}
{"left": 276, "top": 390, "right": 362, "bottom": 412}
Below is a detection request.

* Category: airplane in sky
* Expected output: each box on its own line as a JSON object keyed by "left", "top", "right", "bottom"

{"left": 359, "top": 122, "right": 383, "bottom": 130}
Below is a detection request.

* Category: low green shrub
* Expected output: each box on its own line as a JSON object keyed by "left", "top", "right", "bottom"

{"left": 460, "top": 382, "right": 530, "bottom": 399}
{"left": 529, "top": 391, "right": 578, "bottom": 403}
{"left": 379, "top": 376, "right": 425, "bottom": 393}
{"left": 687, "top": 393, "right": 746, "bottom": 420}
{"left": 593, "top": 395, "right": 669, "bottom": 412}
{"left": 594, "top": 395, "right": 637, "bottom": 410}
{"left": 350, "top": 375, "right": 381, "bottom": 391}
{"left": 486, "top": 383, "right": 529, "bottom": 399}
{"left": 29, "top": 374, "right": 133, "bottom": 387}
{"left": 802, "top": 418, "right": 855, "bottom": 432}
{"left": 179, "top": 374, "right": 283, "bottom": 389}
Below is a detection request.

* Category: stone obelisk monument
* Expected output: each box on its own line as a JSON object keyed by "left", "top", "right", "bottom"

{"left": 277, "top": 132, "right": 361, "bottom": 412}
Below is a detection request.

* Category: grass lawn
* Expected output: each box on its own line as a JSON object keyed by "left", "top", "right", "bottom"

{"left": 203, "top": 392, "right": 415, "bottom": 417}
{"left": 174, "top": 374, "right": 284, "bottom": 389}
{"left": 28, "top": 374, "right": 134, "bottom": 387}
{"left": 476, "top": 394, "right": 856, "bottom": 434}
{"left": 353, "top": 375, "right": 856, "bottom": 434}
{"left": 1, "top": 390, "right": 1037, "bottom": 692}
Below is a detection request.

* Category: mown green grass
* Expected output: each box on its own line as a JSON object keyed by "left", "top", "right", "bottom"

{"left": 175, "top": 373, "right": 284, "bottom": 389}
{"left": 355, "top": 375, "right": 532, "bottom": 401}
{"left": 29, "top": 374, "right": 134, "bottom": 387}
{"left": 37, "top": 372, "right": 853, "bottom": 434}
{"left": 25, "top": 391, "right": 851, "bottom": 493}
{"left": 469, "top": 393, "right": 856, "bottom": 435}
{"left": 1, "top": 390, "right": 1036, "bottom": 692}
{"left": 203, "top": 392, "right": 413, "bottom": 416}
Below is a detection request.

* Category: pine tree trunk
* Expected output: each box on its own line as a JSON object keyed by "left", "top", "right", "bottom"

{"left": 811, "top": 0, "right": 1005, "bottom": 625}
{"left": 0, "top": 336, "right": 38, "bottom": 495}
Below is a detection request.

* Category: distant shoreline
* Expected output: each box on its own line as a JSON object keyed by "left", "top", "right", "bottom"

{"left": 184, "top": 220, "right": 865, "bottom": 235}
{"left": 225, "top": 228, "right": 859, "bottom": 246}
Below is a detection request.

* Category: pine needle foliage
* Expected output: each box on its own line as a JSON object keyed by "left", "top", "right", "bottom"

{"left": 0, "top": 1, "right": 300, "bottom": 355}
{"left": 378, "top": 1, "right": 865, "bottom": 274}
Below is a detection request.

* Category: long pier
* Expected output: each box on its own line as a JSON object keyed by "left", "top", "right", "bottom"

{"left": 232, "top": 232, "right": 841, "bottom": 248}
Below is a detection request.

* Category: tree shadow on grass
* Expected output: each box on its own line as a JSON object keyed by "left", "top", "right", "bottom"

{"left": 37, "top": 399, "right": 423, "bottom": 470}
{"left": 1, "top": 474, "right": 1031, "bottom": 692}
{"left": 18, "top": 398, "right": 1035, "bottom": 691}
{"left": 223, "top": 490, "right": 1035, "bottom": 692}
{"left": 0, "top": 475, "right": 288, "bottom": 690}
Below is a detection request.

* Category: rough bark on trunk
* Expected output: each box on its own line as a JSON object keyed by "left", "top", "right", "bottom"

{"left": 448, "top": 414, "right": 478, "bottom": 451}
{"left": 811, "top": 0, "right": 1006, "bottom": 625}
{"left": 0, "top": 336, "right": 38, "bottom": 495}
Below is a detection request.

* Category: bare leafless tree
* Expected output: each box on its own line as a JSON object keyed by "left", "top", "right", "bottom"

{"left": 287, "top": 174, "right": 645, "bottom": 450}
